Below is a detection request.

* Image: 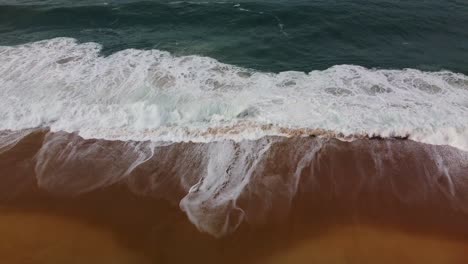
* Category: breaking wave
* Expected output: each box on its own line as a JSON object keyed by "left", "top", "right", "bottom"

{"left": 0, "top": 38, "right": 467, "bottom": 150}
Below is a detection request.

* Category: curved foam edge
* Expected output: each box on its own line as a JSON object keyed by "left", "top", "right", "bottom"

{"left": 1, "top": 38, "right": 467, "bottom": 151}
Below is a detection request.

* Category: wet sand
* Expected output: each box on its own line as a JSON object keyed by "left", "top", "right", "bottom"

{"left": 1, "top": 187, "right": 468, "bottom": 264}
{"left": 1, "top": 129, "right": 468, "bottom": 263}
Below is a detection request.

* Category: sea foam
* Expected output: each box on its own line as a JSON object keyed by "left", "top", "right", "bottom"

{"left": 1, "top": 37, "right": 467, "bottom": 150}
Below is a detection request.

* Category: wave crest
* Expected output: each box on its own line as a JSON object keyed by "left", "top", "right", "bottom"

{"left": 1, "top": 38, "right": 468, "bottom": 150}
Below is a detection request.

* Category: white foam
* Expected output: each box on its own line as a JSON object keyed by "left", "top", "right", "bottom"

{"left": 1, "top": 37, "right": 467, "bottom": 150}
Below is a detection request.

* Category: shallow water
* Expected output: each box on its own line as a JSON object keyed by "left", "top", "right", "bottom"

{"left": 1, "top": 130, "right": 468, "bottom": 263}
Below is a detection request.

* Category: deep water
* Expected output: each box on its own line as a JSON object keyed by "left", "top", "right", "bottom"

{"left": 1, "top": 0, "right": 468, "bottom": 73}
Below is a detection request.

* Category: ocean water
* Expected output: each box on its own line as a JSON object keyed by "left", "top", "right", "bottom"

{"left": 1, "top": 0, "right": 468, "bottom": 148}
{"left": 1, "top": 0, "right": 468, "bottom": 249}
{"left": 1, "top": 0, "right": 468, "bottom": 73}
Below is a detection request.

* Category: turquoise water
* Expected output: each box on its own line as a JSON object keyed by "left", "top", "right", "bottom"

{"left": 1, "top": 0, "right": 467, "bottom": 73}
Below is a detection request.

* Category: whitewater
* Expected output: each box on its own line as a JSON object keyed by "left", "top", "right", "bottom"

{"left": 0, "top": 38, "right": 467, "bottom": 150}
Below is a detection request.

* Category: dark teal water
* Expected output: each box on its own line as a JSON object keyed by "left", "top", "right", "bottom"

{"left": 1, "top": 0, "right": 468, "bottom": 73}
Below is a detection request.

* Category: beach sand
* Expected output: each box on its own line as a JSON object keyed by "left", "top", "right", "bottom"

{"left": 1, "top": 129, "right": 468, "bottom": 263}
{"left": 1, "top": 185, "right": 468, "bottom": 264}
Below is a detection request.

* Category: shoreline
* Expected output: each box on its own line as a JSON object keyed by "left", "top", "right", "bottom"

{"left": 1, "top": 128, "right": 468, "bottom": 262}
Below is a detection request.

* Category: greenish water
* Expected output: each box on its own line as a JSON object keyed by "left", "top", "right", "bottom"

{"left": 1, "top": 0, "right": 467, "bottom": 73}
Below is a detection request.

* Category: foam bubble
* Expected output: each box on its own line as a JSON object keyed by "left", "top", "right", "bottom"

{"left": 1, "top": 37, "right": 467, "bottom": 150}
